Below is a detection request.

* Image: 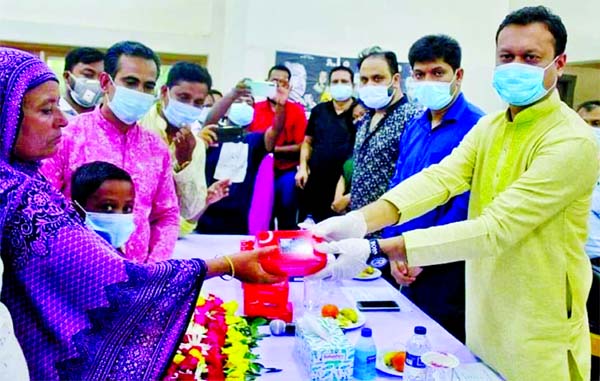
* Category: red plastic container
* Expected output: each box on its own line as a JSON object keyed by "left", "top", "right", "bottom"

{"left": 255, "top": 230, "right": 326, "bottom": 277}
{"left": 240, "top": 238, "right": 294, "bottom": 322}
{"left": 242, "top": 282, "right": 293, "bottom": 322}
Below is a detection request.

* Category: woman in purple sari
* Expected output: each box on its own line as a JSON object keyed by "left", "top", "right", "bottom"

{"left": 0, "top": 48, "right": 282, "bottom": 381}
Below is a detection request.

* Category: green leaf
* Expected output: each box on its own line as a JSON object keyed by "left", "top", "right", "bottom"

{"left": 250, "top": 317, "right": 268, "bottom": 328}
{"left": 249, "top": 362, "right": 262, "bottom": 373}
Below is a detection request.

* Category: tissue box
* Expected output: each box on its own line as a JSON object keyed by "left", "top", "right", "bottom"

{"left": 294, "top": 317, "right": 354, "bottom": 381}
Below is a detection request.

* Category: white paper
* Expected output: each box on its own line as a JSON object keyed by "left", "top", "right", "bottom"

{"left": 214, "top": 142, "right": 249, "bottom": 183}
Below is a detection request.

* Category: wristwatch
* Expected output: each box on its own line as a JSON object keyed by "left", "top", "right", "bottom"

{"left": 367, "top": 239, "right": 389, "bottom": 269}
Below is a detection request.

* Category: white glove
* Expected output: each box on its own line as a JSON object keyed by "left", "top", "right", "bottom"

{"left": 310, "top": 239, "right": 370, "bottom": 280}
{"left": 301, "top": 211, "right": 368, "bottom": 241}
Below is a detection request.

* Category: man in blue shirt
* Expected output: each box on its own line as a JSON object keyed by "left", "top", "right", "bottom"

{"left": 382, "top": 35, "right": 485, "bottom": 342}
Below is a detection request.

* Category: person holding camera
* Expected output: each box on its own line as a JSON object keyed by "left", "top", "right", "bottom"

{"left": 195, "top": 80, "right": 287, "bottom": 234}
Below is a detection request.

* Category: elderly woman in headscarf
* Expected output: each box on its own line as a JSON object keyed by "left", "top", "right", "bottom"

{"left": 0, "top": 48, "right": 283, "bottom": 381}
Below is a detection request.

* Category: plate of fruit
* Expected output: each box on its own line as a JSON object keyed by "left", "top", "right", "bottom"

{"left": 353, "top": 266, "right": 382, "bottom": 281}
{"left": 376, "top": 348, "right": 406, "bottom": 377}
{"left": 320, "top": 304, "right": 366, "bottom": 331}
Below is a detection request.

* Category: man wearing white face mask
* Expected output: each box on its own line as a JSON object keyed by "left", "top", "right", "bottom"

{"left": 296, "top": 66, "right": 357, "bottom": 222}
{"left": 380, "top": 35, "right": 485, "bottom": 342}
{"left": 351, "top": 47, "right": 422, "bottom": 234}
{"left": 248, "top": 65, "right": 308, "bottom": 230}
{"left": 59, "top": 47, "right": 105, "bottom": 118}
{"left": 196, "top": 89, "right": 285, "bottom": 234}
{"left": 140, "top": 62, "right": 230, "bottom": 236}
{"left": 309, "top": 6, "right": 597, "bottom": 380}
{"left": 42, "top": 41, "right": 180, "bottom": 263}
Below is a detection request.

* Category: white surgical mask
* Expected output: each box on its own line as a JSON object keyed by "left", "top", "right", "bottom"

{"left": 492, "top": 57, "right": 558, "bottom": 107}
{"left": 358, "top": 82, "right": 395, "bottom": 110}
{"left": 329, "top": 84, "right": 353, "bottom": 101}
{"left": 228, "top": 103, "right": 255, "bottom": 126}
{"left": 107, "top": 78, "right": 156, "bottom": 125}
{"left": 406, "top": 76, "right": 456, "bottom": 111}
{"left": 163, "top": 90, "right": 203, "bottom": 127}
{"left": 593, "top": 128, "right": 600, "bottom": 146}
{"left": 68, "top": 73, "right": 103, "bottom": 109}
{"left": 198, "top": 106, "right": 211, "bottom": 125}
{"left": 85, "top": 212, "right": 135, "bottom": 249}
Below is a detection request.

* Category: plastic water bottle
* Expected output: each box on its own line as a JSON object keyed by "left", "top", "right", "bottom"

{"left": 404, "top": 326, "right": 431, "bottom": 381}
{"left": 300, "top": 214, "right": 315, "bottom": 229}
{"left": 353, "top": 327, "right": 377, "bottom": 380}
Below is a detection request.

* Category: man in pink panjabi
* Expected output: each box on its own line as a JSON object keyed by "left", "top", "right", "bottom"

{"left": 42, "top": 41, "right": 179, "bottom": 263}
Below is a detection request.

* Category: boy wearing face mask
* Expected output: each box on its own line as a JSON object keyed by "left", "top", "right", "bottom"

{"left": 42, "top": 41, "right": 180, "bottom": 263}
{"left": 139, "top": 62, "right": 230, "bottom": 236}
{"left": 351, "top": 47, "right": 422, "bottom": 232}
{"left": 381, "top": 35, "right": 485, "bottom": 342}
{"left": 195, "top": 82, "right": 286, "bottom": 234}
{"left": 59, "top": 47, "right": 105, "bottom": 118}
{"left": 296, "top": 66, "right": 358, "bottom": 223}
{"left": 71, "top": 161, "right": 136, "bottom": 252}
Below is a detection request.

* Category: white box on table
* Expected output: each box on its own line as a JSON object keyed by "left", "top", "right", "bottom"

{"left": 294, "top": 317, "right": 354, "bottom": 381}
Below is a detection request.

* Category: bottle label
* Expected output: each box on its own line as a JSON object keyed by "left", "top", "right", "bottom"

{"left": 405, "top": 353, "right": 426, "bottom": 368}
{"left": 353, "top": 351, "right": 377, "bottom": 380}
{"left": 366, "top": 354, "right": 376, "bottom": 364}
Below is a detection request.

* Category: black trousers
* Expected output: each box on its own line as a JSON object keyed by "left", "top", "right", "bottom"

{"left": 299, "top": 167, "right": 342, "bottom": 223}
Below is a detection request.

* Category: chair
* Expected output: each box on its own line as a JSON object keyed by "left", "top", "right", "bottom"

{"left": 248, "top": 154, "right": 275, "bottom": 235}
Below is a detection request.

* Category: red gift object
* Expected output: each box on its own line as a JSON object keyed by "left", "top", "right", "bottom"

{"left": 241, "top": 234, "right": 324, "bottom": 323}
{"left": 255, "top": 230, "right": 326, "bottom": 277}
{"left": 242, "top": 281, "right": 294, "bottom": 322}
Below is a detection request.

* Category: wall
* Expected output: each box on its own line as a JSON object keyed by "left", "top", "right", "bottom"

{"left": 0, "top": 0, "right": 216, "bottom": 55}
{"left": 216, "top": 0, "right": 509, "bottom": 112}
{"left": 1, "top": 0, "right": 598, "bottom": 112}
{"left": 564, "top": 66, "right": 600, "bottom": 107}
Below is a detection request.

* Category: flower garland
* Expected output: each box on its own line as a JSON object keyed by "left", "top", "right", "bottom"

{"left": 165, "top": 294, "right": 264, "bottom": 381}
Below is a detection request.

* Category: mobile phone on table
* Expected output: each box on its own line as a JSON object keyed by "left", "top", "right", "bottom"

{"left": 216, "top": 126, "right": 245, "bottom": 143}
{"left": 246, "top": 80, "right": 277, "bottom": 98}
{"left": 356, "top": 300, "right": 401, "bottom": 312}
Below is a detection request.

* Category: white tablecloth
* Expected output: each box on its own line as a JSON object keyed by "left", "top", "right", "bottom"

{"left": 174, "top": 234, "right": 500, "bottom": 380}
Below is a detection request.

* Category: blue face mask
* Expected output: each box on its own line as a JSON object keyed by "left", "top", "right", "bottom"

{"left": 407, "top": 76, "right": 456, "bottom": 111}
{"left": 108, "top": 79, "right": 156, "bottom": 124}
{"left": 492, "top": 58, "right": 558, "bottom": 107}
{"left": 329, "top": 84, "right": 353, "bottom": 101}
{"left": 358, "top": 82, "right": 395, "bottom": 110}
{"left": 163, "top": 90, "right": 203, "bottom": 127}
{"left": 85, "top": 212, "right": 135, "bottom": 249}
{"left": 593, "top": 128, "right": 600, "bottom": 146}
{"left": 228, "top": 102, "right": 255, "bottom": 126}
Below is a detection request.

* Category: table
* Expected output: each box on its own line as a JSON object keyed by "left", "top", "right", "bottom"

{"left": 174, "top": 234, "right": 501, "bottom": 380}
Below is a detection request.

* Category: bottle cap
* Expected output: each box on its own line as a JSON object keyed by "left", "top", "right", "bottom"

{"left": 414, "top": 326, "right": 426, "bottom": 335}
{"left": 361, "top": 327, "right": 372, "bottom": 337}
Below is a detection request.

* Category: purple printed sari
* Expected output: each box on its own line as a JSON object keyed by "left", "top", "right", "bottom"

{"left": 0, "top": 48, "right": 206, "bottom": 380}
